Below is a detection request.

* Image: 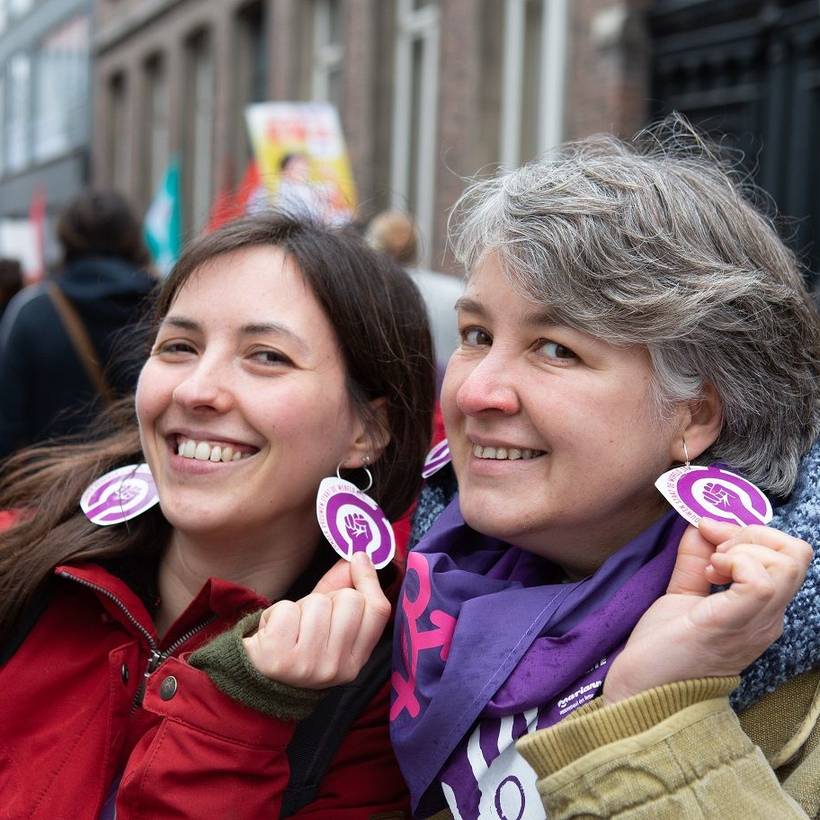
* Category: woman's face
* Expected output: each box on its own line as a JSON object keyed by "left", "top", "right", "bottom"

{"left": 441, "top": 252, "right": 687, "bottom": 576}
{"left": 136, "top": 245, "right": 368, "bottom": 544}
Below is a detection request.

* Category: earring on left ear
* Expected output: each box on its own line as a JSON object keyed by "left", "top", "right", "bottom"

{"left": 80, "top": 463, "right": 160, "bottom": 526}
{"left": 315, "top": 459, "right": 395, "bottom": 569}
{"left": 654, "top": 437, "right": 773, "bottom": 528}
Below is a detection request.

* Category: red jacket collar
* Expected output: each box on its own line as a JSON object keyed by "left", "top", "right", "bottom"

{"left": 55, "top": 563, "right": 269, "bottom": 646}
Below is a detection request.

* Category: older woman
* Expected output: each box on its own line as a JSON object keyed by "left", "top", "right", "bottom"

{"left": 389, "top": 124, "right": 820, "bottom": 818}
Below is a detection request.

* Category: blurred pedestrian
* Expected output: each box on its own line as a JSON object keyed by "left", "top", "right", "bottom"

{"left": 0, "top": 190, "right": 156, "bottom": 460}
{"left": 366, "top": 209, "right": 463, "bottom": 385}
{"left": 0, "top": 258, "right": 23, "bottom": 323}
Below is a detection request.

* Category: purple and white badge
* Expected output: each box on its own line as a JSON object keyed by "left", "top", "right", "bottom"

{"left": 421, "top": 439, "right": 451, "bottom": 479}
{"left": 81, "top": 463, "right": 159, "bottom": 526}
{"left": 315, "top": 477, "right": 396, "bottom": 569}
{"left": 655, "top": 465, "right": 772, "bottom": 527}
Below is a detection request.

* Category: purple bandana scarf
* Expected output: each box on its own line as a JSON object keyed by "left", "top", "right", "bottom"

{"left": 390, "top": 498, "right": 686, "bottom": 818}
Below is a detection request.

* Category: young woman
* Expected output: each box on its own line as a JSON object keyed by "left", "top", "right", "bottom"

{"left": 0, "top": 215, "right": 434, "bottom": 817}
{"left": 389, "top": 126, "right": 820, "bottom": 818}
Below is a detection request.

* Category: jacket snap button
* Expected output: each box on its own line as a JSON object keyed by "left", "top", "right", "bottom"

{"left": 120, "top": 663, "right": 129, "bottom": 684}
{"left": 159, "top": 675, "right": 178, "bottom": 700}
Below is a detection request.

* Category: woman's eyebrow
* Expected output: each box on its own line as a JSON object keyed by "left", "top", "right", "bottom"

{"left": 160, "top": 316, "right": 309, "bottom": 354}
{"left": 161, "top": 316, "right": 200, "bottom": 332}
{"left": 454, "top": 298, "right": 561, "bottom": 329}
{"left": 239, "top": 322, "right": 309, "bottom": 354}
{"left": 522, "top": 307, "right": 562, "bottom": 328}
{"left": 454, "top": 296, "right": 485, "bottom": 316}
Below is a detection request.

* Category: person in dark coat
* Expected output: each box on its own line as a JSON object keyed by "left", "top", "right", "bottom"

{"left": 0, "top": 190, "right": 156, "bottom": 459}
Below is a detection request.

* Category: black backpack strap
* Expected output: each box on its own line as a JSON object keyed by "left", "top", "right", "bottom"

{"left": 0, "top": 581, "right": 52, "bottom": 667}
{"left": 279, "top": 627, "right": 395, "bottom": 818}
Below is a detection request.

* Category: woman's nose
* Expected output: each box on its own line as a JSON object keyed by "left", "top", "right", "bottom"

{"left": 171, "top": 357, "right": 234, "bottom": 414}
{"left": 455, "top": 352, "right": 520, "bottom": 417}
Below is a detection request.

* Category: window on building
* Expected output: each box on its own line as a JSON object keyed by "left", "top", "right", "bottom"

{"left": 310, "top": 0, "right": 343, "bottom": 106}
{"left": 233, "top": 1, "right": 267, "bottom": 173}
{"left": 185, "top": 30, "right": 215, "bottom": 234}
{"left": 6, "top": 53, "right": 31, "bottom": 173}
{"left": 34, "top": 16, "right": 90, "bottom": 163}
{"left": 108, "top": 72, "right": 129, "bottom": 191}
{"left": 499, "top": 0, "right": 568, "bottom": 169}
{"left": 142, "top": 54, "right": 170, "bottom": 207}
{"left": 391, "top": 0, "right": 439, "bottom": 267}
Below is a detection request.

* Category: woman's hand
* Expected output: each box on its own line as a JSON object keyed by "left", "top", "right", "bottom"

{"left": 603, "top": 518, "right": 812, "bottom": 704}
{"left": 242, "top": 552, "right": 392, "bottom": 689}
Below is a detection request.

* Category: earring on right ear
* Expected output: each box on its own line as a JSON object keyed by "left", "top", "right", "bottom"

{"left": 654, "top": 437, "right": 772, "bottom": 528}
{"left": 315, "top": 461, "right": 396, "bottom": 569}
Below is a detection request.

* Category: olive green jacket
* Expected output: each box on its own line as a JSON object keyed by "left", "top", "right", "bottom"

{"left": 429, "top": 669, "right": 820, "bottom": 819}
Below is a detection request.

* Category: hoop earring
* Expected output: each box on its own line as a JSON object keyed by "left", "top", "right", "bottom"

{"left": 335, "top": 461, "right": 373, "bottom": 493}
{"left": 316, "top": 459, "right": 395, "bottom": 570}
{"left": 682, "top": 438, "right": 691, "bottom": 468}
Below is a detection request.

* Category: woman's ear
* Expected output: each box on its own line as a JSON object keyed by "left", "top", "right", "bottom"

{"left": 344, "top": 397, "right": 391, "bottom": 468}
{"left": 674, "top": 383, "right": 723, "bottom": 463}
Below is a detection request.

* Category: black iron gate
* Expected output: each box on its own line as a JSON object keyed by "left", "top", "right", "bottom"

{"left": 649, "top": 0, "right": 820, "bottom": 288}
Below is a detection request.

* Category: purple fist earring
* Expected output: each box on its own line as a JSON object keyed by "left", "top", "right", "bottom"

{"left": 81, "top": 464, "right": 160, "bottom": 526}
{"left": 315, "top": 460, "right": 395, "bottom": 569}
{"left": 655, "top": 437, "right": 772, "bottom": 527}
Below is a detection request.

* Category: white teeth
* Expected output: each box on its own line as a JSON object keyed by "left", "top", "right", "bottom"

{"left": 472, "top": 444, "right": 545, "bottom": 461}
{"left": 175, "top": 438, "right": 253, "bottom": 463}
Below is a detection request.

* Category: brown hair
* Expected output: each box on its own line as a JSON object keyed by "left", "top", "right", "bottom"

{"left": 0, "top": 257, "right": 23, "bottom": 306}
{"left": 0, "top": 214, "right": 435, "bottom": 636}
{"left": 365, "top": 210, "right": 418, "bottom": 266}
{"left": 57, "top": 189, "right": 150, "bottom": 266}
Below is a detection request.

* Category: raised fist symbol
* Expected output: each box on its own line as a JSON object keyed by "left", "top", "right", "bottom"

{"left": 344, "top": 512, "right": 372, "bottom": 553}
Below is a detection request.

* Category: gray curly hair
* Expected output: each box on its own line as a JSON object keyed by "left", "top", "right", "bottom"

{"left": 449, "top": 119, "right": 820, "bottom": 497}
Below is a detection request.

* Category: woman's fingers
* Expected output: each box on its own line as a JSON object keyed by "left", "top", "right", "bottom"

{"left": 242, "top": 553, "right": 391, "bottom": 688}
{"left": 349, "top": 551, "right": 392, "bottom": 662}
{"left": 712, "top": 524, "right": 813, "bottom": 565}
{"left": 667, "top": 524, "right": 717, "bottom": 597}
{"left": 711, "top": 543, "right": 806, "bottom": 604}
{"left": 243, "top": 600, "right": 301, "bottom": 676}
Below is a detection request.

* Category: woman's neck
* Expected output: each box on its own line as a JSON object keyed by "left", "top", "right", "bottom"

{"left": 154, "top": 524, "right": 318, "bottom": 638}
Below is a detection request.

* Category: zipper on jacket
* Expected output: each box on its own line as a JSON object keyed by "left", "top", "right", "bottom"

{"left": 58, "top": 570, "right": 216, "bottom": 709}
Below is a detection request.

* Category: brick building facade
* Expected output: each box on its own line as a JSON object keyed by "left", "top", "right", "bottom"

{"left": 92, "top": 0, "right": 653, "bottom": 271}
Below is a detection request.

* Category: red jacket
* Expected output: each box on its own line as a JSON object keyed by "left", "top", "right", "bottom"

{"left": 0, "top": 562, "right": 408, "bottom": 818}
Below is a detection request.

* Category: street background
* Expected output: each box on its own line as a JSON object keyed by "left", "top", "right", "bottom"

{"left": 0, "top": 0, "right": 818, "bottom": 288}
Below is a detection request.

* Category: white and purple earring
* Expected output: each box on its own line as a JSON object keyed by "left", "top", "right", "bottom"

{"left": 654, "top": 437, "right": 772, "bottom": 527}
{"left": 421, "top": 439, "right": 451, "bottom": 478}
{"left": 315, "top": 457, "right": 395, "bottom": 569}
{"left": 80, "top": 463, "right": 160, "bottom": 526}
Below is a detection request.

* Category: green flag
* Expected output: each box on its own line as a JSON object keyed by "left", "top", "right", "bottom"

{"left": 144, "top": 156, "right": 181, "bottom": 277}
